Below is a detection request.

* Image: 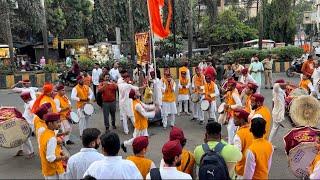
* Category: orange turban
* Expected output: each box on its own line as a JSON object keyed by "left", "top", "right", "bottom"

{"left": 31, "top": 83, "right": 54, "bottom": 113}
{"left": 43, "top": 83, "right": 54, "bottom": 94}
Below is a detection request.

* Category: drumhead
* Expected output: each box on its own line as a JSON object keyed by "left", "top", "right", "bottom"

{"left": 201, "top": 100, "right": 210, "bottom": 111}
{"left": 191, "top": 93, "right": 199, "bottom": 103}
{"left": 0, "top": 118, "right": 31, "bottom": 148}
{"left": 70, "top": 112, "right": 79, "bottom": 123}
{"left": 289, "top": 88, "right": 308, "bottom": 98}
{"left": 84, "top": 104, "right": 94, "bottom": 115}
{"left": 288, "top": 142, "right": 318, "bottom": 178}
{"left": 218, "top": 103, "right": 225, "bottom": 113}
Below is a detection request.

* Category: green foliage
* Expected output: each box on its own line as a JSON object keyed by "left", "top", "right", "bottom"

{"left": 201, "top": 10, "right": 258, "bottom": 45}
{"left": 47, "top": 7, "right": 66, "bottom": 37}
{"left": 263, "top": 0, "right": 296, "bottom": 44}
{"left": 78, "top": 56, "right": 95, "bottom": 71}
{"left": 156, "top": 35, "right": 184, "bottom": 57}
{"left": 43, "top": 63, "right": 59, "bottom": 73}
{"left": 292, "top": 0, "right": 314, "bottom": 25}
{"left": 225, "top": 46, "right": 304, "bottom": 63}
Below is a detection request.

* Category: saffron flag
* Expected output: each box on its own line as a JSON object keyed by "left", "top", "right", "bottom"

{"left": 147, "top": 0, "right": 172, "bottom": 38}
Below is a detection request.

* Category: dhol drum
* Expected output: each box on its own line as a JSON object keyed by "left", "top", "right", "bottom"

{"left": 289, "top": 95, "right": 320, "bottom": 127}
{"left": 69, "top": 111, "right": 79, "bottom": 124}
{"left": 191, "top": 93, "right": 200, "bottom": 103}
{"left": 0, "top": 107, "right": 23, "bottom": 122}
{"left": 218, "top": 102, "right": 226, "bottom": 114}
{"left": 0, "top": 118, "right": 31, "bottom": 148}
{"left": 201, "top": 100, "right": 211, "bottom": 111}
{"left": 288, "top": 142, "right": 318, "bottom": 178}
{"left": 83, "top": 103, "right": 94, "bottom": 116}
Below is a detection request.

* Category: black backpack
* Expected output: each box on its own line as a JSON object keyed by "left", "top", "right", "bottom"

{"left": 199, "top": 142, "right": 230, "bottom": 180}
{"left": 96, "top": 91, "right": 103, "bottom": 107}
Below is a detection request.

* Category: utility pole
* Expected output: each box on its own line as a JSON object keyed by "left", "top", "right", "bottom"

{"left": 172, "top": 0, "right": 177, "bottom": 58}
{"left": 258, "top": 0, "right": 263, "bottom": 50}
{"left": 40, "top": 0, "right": 49, "bottom": 60}
{"left": 128, "top": 0, "right": 135, "bottom": 63}
{"left": 3, "top": 0, "right": 14, "bottom": 66}
{"left": 187, "top": 0, "right": 193, "bottom": 59}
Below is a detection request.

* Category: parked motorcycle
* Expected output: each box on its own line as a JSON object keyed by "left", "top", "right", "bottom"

{"left": 58, "top": 70, "right": 77, "bottom": 87}
{"left": 286, "top": 55, "right": 306, "bottom": 77}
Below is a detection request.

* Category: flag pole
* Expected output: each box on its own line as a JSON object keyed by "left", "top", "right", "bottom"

{"left": 147, "top": 0, "right": 157, "bottom": 79}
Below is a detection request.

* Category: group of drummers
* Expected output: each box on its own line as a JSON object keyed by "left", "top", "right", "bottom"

{"left": 9, "top": 54, "right": 320, "bottom": 179}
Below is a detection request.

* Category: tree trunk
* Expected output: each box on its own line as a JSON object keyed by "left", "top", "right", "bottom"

{"left": 203, "top": 0, "right": 218, "bottom": 24}
{"left": 258, "top": 0, "right": 263, "bottom": 50}
{"left": 128, "top": 0, "right": 135, "bottom": 63}
{"left": 40, "top": 0, "right": 49, "bottom": 60}
{"left": 3, "top": 0, "right": 14, "bottom": 70}
{"left": 188, "top": 0, "right": 193, "bottom": 59}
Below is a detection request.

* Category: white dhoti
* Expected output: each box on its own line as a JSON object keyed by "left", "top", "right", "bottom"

{"left": 162, "top": 102, "right": 177, "bottom": 128}
{"left": 193, "top": 101, "right": 204, "bottom": 121}
{"left": 60, "top": 120, "right": 72, "bottom": 142}
{"left": 204, "top": 100, "right": 217, "bottom": 122}
{"left": 78, "top": 109, "right": 90, "bottom": 137}
{"left": 227, "top": 117, "right": 237, "bottom": 144}
{"left": 120, "top": 102, "right": 135, "bottom": 134}
{"left": 19, "top": 137, "right": 34, "bottom": 155}
{"left": 44, "top": 173, "right": 64, "bottom": 179}
{"left": 123, "top": 128, "right": 148, "bottom": 147}
{"left": 178, "top": 94, "right": 189, "bottom": 113}
{"left": 313, "top": 78, "right": 320, "bottom": 99}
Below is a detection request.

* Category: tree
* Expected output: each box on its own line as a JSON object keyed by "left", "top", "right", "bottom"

{"left": 201, "top": 10, "right": 258, "bottom": 45}
{"left": 156, "top": 34, "right": 184, "bottom": 57}
{"left": 46, "top": 0, "right": 66, "bottom": 37}
{"left": 263, "top": 0, "right": 296, "bottom": 44}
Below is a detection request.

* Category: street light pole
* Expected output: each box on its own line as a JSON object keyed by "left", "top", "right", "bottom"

{"left": 3, "top": 0, "right": 14, "bottom": 66}
{"left": 40, "top": 0, "right": 49, "bottom": 60}
{"left": 128, "top": 0, "right": 136, "bottom": 63}
{"left": 187, "top": 0, "right": 193, "bottom": 60}
{"left": 258, "top": 0, "right": 263, "bottom": 50}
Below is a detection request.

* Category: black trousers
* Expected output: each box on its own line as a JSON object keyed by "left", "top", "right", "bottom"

{"left": 102, "top": 101, "right": 116, "bottom": 129}
{"left": 93, "top": 84, "right": 97, "bottom": 99}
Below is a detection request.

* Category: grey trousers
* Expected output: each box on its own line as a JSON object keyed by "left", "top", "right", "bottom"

{"left": 102, "top": 101, "right": 116, "bottom": 129}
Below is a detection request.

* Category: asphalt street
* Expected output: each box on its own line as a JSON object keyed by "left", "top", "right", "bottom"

{"left": 0, "top": 73, "right": 300, "bottom": 179}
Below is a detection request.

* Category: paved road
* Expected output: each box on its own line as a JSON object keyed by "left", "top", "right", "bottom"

{"left": 0, "top": 73, "right": 300, "bottom": 179}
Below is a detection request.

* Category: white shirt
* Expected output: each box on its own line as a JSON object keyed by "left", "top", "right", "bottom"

{"left": 315, "top": 47, "right": 320, "bottom": 55}
{"left": 230, "top": 90, "right": 242, "bottom": 109}
{"left": 118, "top": 82, "right": 139, "bottom": 106}
{"left": 272, "top": 83, "right": 285, "bottom": 122}
{"left": 71, "top": 86, "right": 94, "bottom": 105}
{"left": 243, "top": 148, "right": 274, "bottom": 179}
{"left": 151, "top": 78, "right": 162, "bottom": 106}
{"left": 135, "top": 101, "right": 156, "bottom": 119}
{"left": 92, "top": 68, "right": 103, "bottom": 85}
{"left": 23, "top": 100, "right": 35, "bottom": 125}
{"left": 66, "top": 148, "right": 105, "bottom": 179}
{"left": 46, "top": 137, "right": 58, "bottom": 163}
{"left": 84, "top": 156, "right": 142, "bottom": 179}
{"left": 54, "top": 95, "right": 71, "bottom": 113}
{"left": 109, "top": 68, "right": 121, "bottom": 81}
{"left": 239, "top": 74, "right": 257, "bottom": 85}
{"left": 12, "top": 87, "right": 38, "bottom": 100}
{"left": 310, "top": 161, "right": 320, "bottom": 179}
{"left": 233, "top": 134, "right": 242, "bottom": 151}
{"left": 146, "top": 167, "right": 192, "bottom": 179}
{"left": 312, "top": 67, "right": 320, "bottom": 82}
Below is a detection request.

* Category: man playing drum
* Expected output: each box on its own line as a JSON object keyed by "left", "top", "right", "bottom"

{"left": 299, "top": 73, "right": 316, "bottom": 96}
{"left": 121, "top": 89, "right": 160, "bottom": 152}
{"left": 161, "top": 69, "right": 177, "bottom": 129}
{"left": 243, "top": 82, "right": 258, "bottom": 113}
{"left": 202, "top": 75, "right": 219, "bottom": 123}
{"left": 250, "top": 93, "right": 272, "bottom": 140}
{"left": 191, "top": 67, "right": 205, "bottom": 123}
{"left": 223, "top": 79, "right": 242, "bottom": 144}
{"left": 177, "top": 70, "right": 191, "bottom": 116}
{"left": 39, "top": 113, "right": 68, "bottom": 179}
{"left": 34, "top": 103, "right": 52, "bottom": 146}
{"left": 71, "top": 75, "right": 94, "bottom": 137}
{"left": 32, "top": 83, "right": 58, "bottom": 113}
{"left": 54, "top": 84, "right": 73, "bottom": 145}
{"left": 16, "top": 91, "right": 35, "bottom": 158}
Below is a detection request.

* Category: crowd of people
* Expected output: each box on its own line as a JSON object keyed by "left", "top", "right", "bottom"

{"left": 11, "top": 53, "right": 320, "bottom": 180}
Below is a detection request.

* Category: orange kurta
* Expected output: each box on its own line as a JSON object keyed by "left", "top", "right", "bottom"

{"left": 39, "top": 129, "right": 64, "bottom": 176}
{"left": 245, "top": 95, "right": 252, "bottom": 113}
{"left": 179, "top": 66, "right": 189, "bottom": 78}
{"left": 299, "top": 79, "right": 312, "bottom": 93}
{"left": 127, "top": 155, "right": 153, "bottom": 179}
{"left": 225, "top": 89, "right": 239, "bottom": 117}
{"left": 133, "top": 99, "right": 148, "bottom": 130}
{"left": 40, "top": 95, "right": 57, "bottom": 113}
{"left": 192, "top": 74, "right": 205, "bottom": 93}
{"left": 54, "top": 94, "right": 71, "bottom": 120}
{"left": 253, "top": 105, "right": 271, "bottom": 139}
{"left": 235, "top": 124, "right": 254, "bottom": 176}
{"left": 177, "top": 149, "right": 195, "bottom": 176}
{"left": 34, "top": 115, "right": 47, "bottom": 138}
{"left": 179, "top": 78, "right": 189, "bottom": 95}
{"left": 75, "top": 84, "right": 90, "bottom": 109}
{"left": 204, "top": 81, "right": 216, "bottom": 102}
{"left": 162, "top": 78, "right": 175, "bottom": 102}
{"left": 247, "top": 138, "right": 273, "bottom": 179}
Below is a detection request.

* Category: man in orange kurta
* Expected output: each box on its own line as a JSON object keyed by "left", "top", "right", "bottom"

{"left": 54, "top": 84, "right": 73, "bottom": 145}
{"left": 71, "top": 76, "right": 94, "bottom": 137}
{"left": 244, "top": 82, "right": 258, "bottom": 113}
{"left": 32, "top": 83, "right": 57, "bottom": 113}
{"left": 127, "top": 136, "right": 156, "bottom": 179}
{"left": 191, "top": 67, "right": 205, "bottom": 122}
{"left": 177, "top": 71, "right": 191, "bottom": 115}
{"left": 250, "top": 93, "right": 272, "bottom": 140}
{"left": 233, "top": 109, "right": 254, "bottom": 178}
{"left": 39, "top": 113, "right": 68, "bottom": 179}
